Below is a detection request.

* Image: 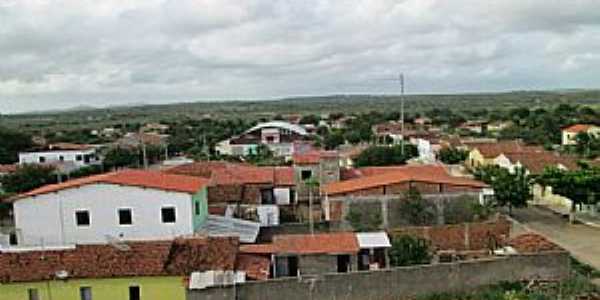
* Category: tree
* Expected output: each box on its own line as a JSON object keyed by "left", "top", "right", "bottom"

{"left": 103, "top": 147, "right": 139, "bottom": 169}
{"left": 475, "top": 165, "right": 531, "bottom": 215}
{"left": 0, "top": 127, "right": 34, "bottom": 164}
{"left": 0, "top": 164, "right": 56, "bottom": 194}
{"left": 537, "top": 167, "right": 600, "bottom": 223}
{"left": 398, "top": 187, "right": 436, "bottom": 226}
{"left": 323, "top": 132, "right": 345, "bottom": 150}
{"left": 438, "top": 147, "right": 468, "bottom": 164}
{"left": 388, "top": 235, "right": 431, "bottom": 267}
{"left": 345, "top": 205, "right": 382, "bottom": 232}
{"left": 354, "top": 145, "right": 418, "bottom": 167}
{"left": 299, "top": 114, "right": 320, "bottom": 125}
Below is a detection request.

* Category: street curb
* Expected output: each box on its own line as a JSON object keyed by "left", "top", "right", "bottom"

{"left": 532, "top": 205, "right": 600, "bottom": 230}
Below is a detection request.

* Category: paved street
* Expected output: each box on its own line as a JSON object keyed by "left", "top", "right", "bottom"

{"left": 511, "top": 206, "right": 600, "bottom": 271}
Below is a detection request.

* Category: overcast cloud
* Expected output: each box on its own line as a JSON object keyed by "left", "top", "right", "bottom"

{"left": 1, "top": 0, "right": 600, "bottom": 113}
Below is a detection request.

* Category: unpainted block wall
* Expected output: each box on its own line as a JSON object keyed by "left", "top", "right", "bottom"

{"left": 188, "top": 252, "right": 570, "bottom": 300}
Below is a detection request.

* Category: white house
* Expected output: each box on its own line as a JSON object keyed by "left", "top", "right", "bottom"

{"left": 561, "top": 124, "right": 600, "bottom": 146}
{"left": 215, "top": 121, "right": 309, "bottom": 158}
{"left": 18, "top": 143, "right": 101, "bottom": 173}
{"left": 9, "top": 170, "right": 210, "bottom": 247}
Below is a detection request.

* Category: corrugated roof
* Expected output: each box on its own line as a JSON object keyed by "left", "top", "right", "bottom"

{"left": 323, "top": 165, "right": 487, "bottom": 196}
{"left": 15, "top": 169, "right": 209, "bottom": 200}
{"left": 197, "top": 215, "right": 261, "bottom": 244}
{"left": 245, "top": 121, "right": 308, "bottom": 136}
{"left": 356, "top": 232, "right": 392, "bottom": 248}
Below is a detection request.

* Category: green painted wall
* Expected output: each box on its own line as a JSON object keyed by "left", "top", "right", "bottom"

{"left": 0, "top": 276, "right": 185, "bottom": 300}
{"left": 192, "top": 187, "right": 208, "bottom": 230}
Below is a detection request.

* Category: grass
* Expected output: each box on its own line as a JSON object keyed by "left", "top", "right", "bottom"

{"left": 571, "top": 257, "right": 600, "bottom": 279}
{"left": 415, "top": 277, "right": 599, "bottom": 300}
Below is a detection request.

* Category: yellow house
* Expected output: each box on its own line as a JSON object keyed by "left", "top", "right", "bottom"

{"left": 0, "top": 237, "right": 240, "bottom": 300}
{"left": 466, "top": 141, "right": 543, "bottom": 170}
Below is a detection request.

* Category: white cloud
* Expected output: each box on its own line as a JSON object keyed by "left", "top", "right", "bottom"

{"left": 1, "top": 0, "right": 600, "bottom": 113}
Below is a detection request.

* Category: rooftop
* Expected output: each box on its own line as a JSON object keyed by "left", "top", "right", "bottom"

{"left": 507, "top": 233, "right": 565, "bottom": 253}
{"left": 504, "top": 151, "right": 579, "bottom": 174}
{"left": 14, "top": 169, "right": 209, "bottom": 200}
{"left": 0, "top": 237, "right": 239, "bottom": 283}
{"left": 563, "top": 124, "right": 600, "bottom": 133}
{"left": 470, "top": 140, "right": 543, "bottom": 158}
{"left": 165, "top": 161, "right": 295, "bottom": 186}
{"left": 293, "top": 150, "right": 339, "bottom": 165}
{"left": 324, "top": 164, "right": 487, "bottom": 196}
{"left": 240, "top": 232, "right": 360, "bottom": 255}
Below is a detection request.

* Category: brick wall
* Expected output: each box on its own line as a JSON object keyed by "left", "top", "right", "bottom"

{"left": 388, "top": 216, "right": 511, "bottom": 251}
{"left": 208, "top": 184, "right": 275, "bottom": 205}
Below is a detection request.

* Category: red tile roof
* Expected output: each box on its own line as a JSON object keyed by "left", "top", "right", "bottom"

{"left": 236, "top": 254, "right": 271, "bottom": 281}
{"left": 504, "top": 152, "right": 579, "bottom": 174}
{"left": 240, "top": 233, "right": 359, "bottom": 255}
{"left": 323, "top": 165, "right": 487, "bottom": 196}
{"left": 0, "top": 164, "right": 17, "bottom": 174}
{"left": 0, "top": 237, "right": 239, "bottom": 283}
{"left": 470, "top": 141, "right": 543, "bottom": 158}
{"left": 507, "top": 233, "right": 564, "bottom": 253}
{"left": 16, "top": 169, "right": 209, "bottom": 200}
{"left": 293, "top": 150, "right": 338, "bottom": 165}
{"left": 165, "top": 162, "right": 295, "bottom": 186}
{"left": 563, "top": 124, "right": 593, "bottom": 133}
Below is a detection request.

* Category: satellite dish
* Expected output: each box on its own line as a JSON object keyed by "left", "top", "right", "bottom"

{"left": 105, "top": 234, "right": 131, "bottom": 251}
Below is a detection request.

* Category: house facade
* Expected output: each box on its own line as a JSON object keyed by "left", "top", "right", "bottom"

{"left": 8, "top": 170, "right": 209, "bottom": 247}
{"left": 18, "top": 143, "right": 101, "bottom": 173}
{"left": 561, "top": 124, "right": 600, "bottom": 145}
{"left": 0, "top": 237, "right": 241, "bottom": 300}
{"left": 215, "top": 121, "right": 310, "bottom": 158}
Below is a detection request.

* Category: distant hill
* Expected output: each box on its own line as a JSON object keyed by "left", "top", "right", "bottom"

{"left": 2, "top": 89, "right": 600, "bottom": 130}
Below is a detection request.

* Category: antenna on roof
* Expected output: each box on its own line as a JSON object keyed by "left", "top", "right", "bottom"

{"left": 105, "top": 234, "right": 131, "bottom": 251}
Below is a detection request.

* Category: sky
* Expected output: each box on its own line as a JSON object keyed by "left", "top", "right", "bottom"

{"left": 1, "top": 0, "right": 600, "bottom": 114}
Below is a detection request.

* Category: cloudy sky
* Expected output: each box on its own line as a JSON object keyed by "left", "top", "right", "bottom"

{"left": 1, "top": 0, "right": 600, "bottom": 113}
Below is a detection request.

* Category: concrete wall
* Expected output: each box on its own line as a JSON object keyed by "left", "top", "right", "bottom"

{"left": 14, "top": 183, "right": 194, "bottom": 246}
{"left": 188, "top": 252, "right": 570, "bottom": 300}
{"left": 18, "top": 149, "right": 98, "bottom": 167}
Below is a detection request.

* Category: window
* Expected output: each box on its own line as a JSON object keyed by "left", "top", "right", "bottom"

{"left": 161, "top": 207, "right": 176, "bottom": 223}
{"left": 75, "top": 210, "right": 90, "bottom": 227}
{"left": 301, "top": 170, "right": 313, "bottom": 181}
{"left": 76, "top": 155, "right": 83, "bottom": 161}
{"left": 38, "top": 156, "right": 46, "bottom": 163}
{"left": 194, "top": 201, "right": 200, "bottom": 216}
{"left": 118, "top": 209, "right": 133, "bottom": 225}
{"left": 129, "top": 286, "right": 140, "bottom": 300}
{"left": 28, "top": 288, "right": 39, "bottom": 300}
{"left": 59, "top": 155, "right": 65, "bottom": 161}
{"left": 80, "top": 287, "right": 92, "bottom": 300}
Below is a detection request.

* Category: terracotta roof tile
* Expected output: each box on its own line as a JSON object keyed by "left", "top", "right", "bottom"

{"left": 16, "top": 169, "right": 209, "bottom": 200}
{"left": 236, "top": 254, "right": 271, "bottom": 281}
{"left": 165, "top": 162, "right": 295, "bottom": 186}
{"left": 470, "top": 141, "right": 543, "bottom": 158}
{"left": 240, "top": 233, "right": 359, "bottom": 255}
{"left": 563, "top": 124, "right": 594, "bottom": 133}
{"left": 0, "top": 164, "right": 17, "bottom": 174}
{"left": 507, "top": 233, "right": 564, "bottom": 253}
{"left": 293, "top": 150, "right": 338, "bottom": 165}
{"left": 504, "top": 152, "right": 579, "bottom": 174}
{"left": 0, "top": 237, "right": 239, "bottom": 283}
{"left": 324, "top": 165, "right": 487, "bottom": 196}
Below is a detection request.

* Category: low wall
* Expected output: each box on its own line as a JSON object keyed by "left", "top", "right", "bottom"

{"left": 188, "top": 252, "right": 570, "bottom": 300}
{"left": 388, "top": 216, "right": 511, "bottom": 251}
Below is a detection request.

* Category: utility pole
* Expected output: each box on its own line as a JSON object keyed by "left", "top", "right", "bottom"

{"left": 400, "top": 73, "right": 405, "bottom": 156}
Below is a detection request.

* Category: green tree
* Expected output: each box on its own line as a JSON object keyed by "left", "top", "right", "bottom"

{"left": 323, "top": 132, "right": 345, "bottom": 150}
{"left": 0, "top": 164, "right": 56, "bottom": 194}
{"left": 399, "top": 187, "right": 436, "bottom": 226}
{"left": 475, "top": 165, "right": 531, "bottom": 215}
{"left": 388, "top": 235, "right": 431, "bottom": 267}
{"left": 345, "top": 205, "right": 382, "bottom": 232}
{"left": 103, "top": 147, "right": 139, "bottom": 169}
{"left": 0, "top": 127, "right": 34, "bottom": 164}
{"left": 438, "top": 147, "right": 469, "bottom": 164}
{"left": 354, "top": 145, "right": 418, "bottom": 167}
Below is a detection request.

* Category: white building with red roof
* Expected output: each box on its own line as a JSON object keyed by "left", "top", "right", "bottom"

{"left": 6, "top": 170, "right": 212, "bottom": 248}
{"left": 561, "top": 124, "right": 600, "bottom": 145}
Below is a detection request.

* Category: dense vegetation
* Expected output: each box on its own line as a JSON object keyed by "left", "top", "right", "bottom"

{"left": 354, "top": 144, "right": 418, "bottom": 167}
{"left": 0, "top": 126, "right": 33, "bottom": 164}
